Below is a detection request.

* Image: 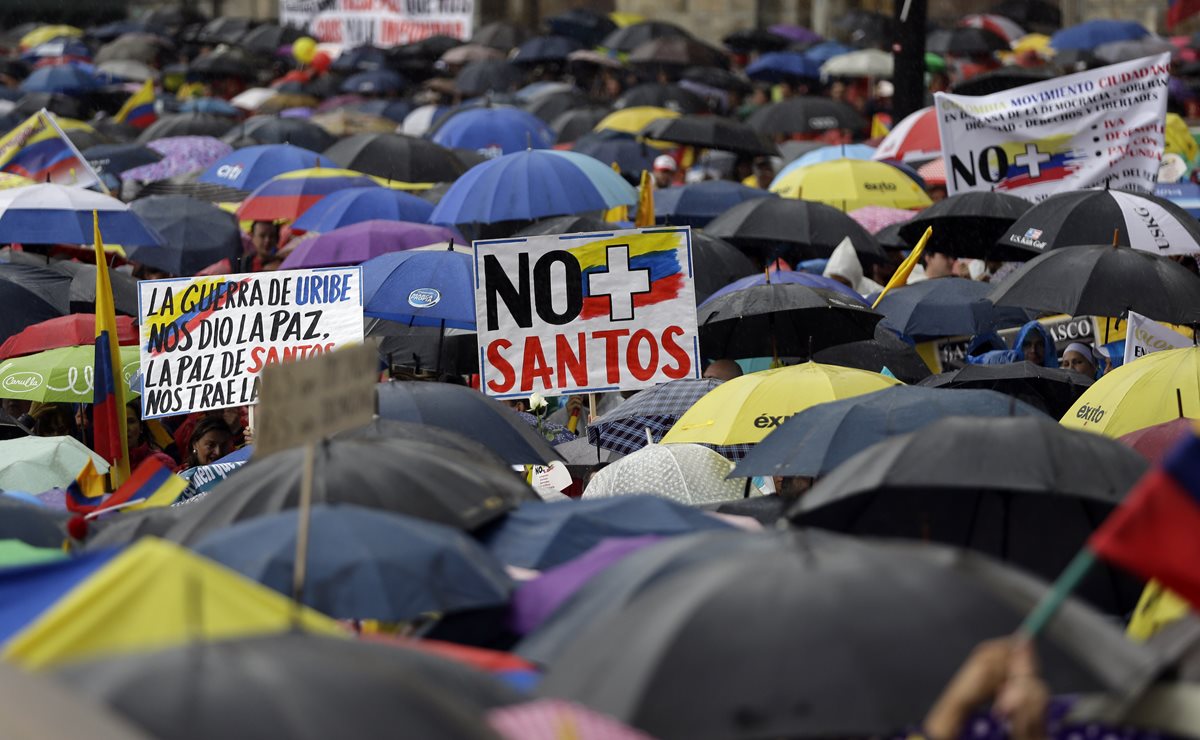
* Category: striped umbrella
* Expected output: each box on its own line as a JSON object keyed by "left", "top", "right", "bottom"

{"left": 872, "top": 106, "right": 939, "bottom": 164}
{"left": 235, "top": 168, "right": 383, "bottom": 222}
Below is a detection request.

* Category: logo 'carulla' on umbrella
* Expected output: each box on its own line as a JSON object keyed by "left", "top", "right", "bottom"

{"left": 408, "top": 288, "right": 442, "bottom": 308}
{"left": 1, "top": 371, "right": 43, "bottom": 391}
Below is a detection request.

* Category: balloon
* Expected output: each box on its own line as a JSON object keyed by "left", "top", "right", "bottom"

{"left": 292, "top": 37, "right": 317, "bottom": 65}
{"left": 311, "top": 50, "right": 332, "bottom": 73}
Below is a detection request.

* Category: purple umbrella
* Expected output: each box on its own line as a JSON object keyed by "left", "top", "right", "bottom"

{"left": 768, "top": 24, "right": 823, "bottom": 44}
{"left": 279, "top": 219, "right": 460, "bottom": 268}
{"left": 510, "top": 535, "right": 662, "bottom": 634}
{"left": 120, "top": 136, "right": 234, "bottom": 182}
{"left": 279, "top": 107, "right": 313, "bottom": 118}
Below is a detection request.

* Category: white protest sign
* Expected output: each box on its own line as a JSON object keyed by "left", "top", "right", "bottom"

{"left": 936, "top": 53, "right": 1170, "bottom": 202}
{"left": 137, "top": 268, "right": 364, "bottom": 419}
{"left": 283, "top": 0, "right": 473, "bottom": 47}
{"left": 474, "top": 227, "right": 700, "bottom": 399}
{"left": 1124, "top": 310, "right": 1192, "bottom": 365}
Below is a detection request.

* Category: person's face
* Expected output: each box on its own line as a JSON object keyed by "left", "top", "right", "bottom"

{"left": 250, "top": 223, "right": 277, "bottom": 257}
{"left": 1023, "top": 340, "right": 1045, "bottom": 366}
{"left": 924, "top": 251, "right": 956, "bottom": 278}
{"left": 652, "top": 169, "right": 673, "bottom": 188}
{"left": 1061, "top": 350, "right": 1096, "bottom": 377}
{"left": 125, "top": 407, "right": 141, "bottom": 449}
{"left": 194, "top": 431, "right": 229, "bottom": 465}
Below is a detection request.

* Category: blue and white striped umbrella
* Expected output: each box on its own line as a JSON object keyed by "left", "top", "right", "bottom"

{"left": 0, "top": 184, "right": 163, "bottom": 246}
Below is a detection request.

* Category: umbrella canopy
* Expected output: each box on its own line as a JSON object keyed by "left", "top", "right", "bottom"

{"left": 57, "top": 633, "right": 510, "bottom": 740}
{"left": 992, "top": 0, "right": 1061, "bottom": 32}
{"left": 994, "top": 189, "right": 1200, "bottom": 257}
{"left": 83, "top": 142, "right": 163, "bottom": 178}
{"left": 377, "top": 381, "right": 560, "bottom": 464}
{"left": 697, "top": 283, "right": 882, "bottom": 359}
{"left": 429, "top": 149, "right": 637, "bottom": 225}
{"left": 0, "top": 264, "right": 71, "bottom": 344}
{"left": 594, "top": 105, "right": 680, "bottom": 136}
{"left": 292, "top": 188, "right": 436, "bottom": 232}
{"left": 19, "top": 62, "right": 100, "bottom": 95}
{"left": 745, "top": 51, "right": 821, "bottom": 83}
{"left": 1118, "top": 417, "right": 1195, "bottom": 466}
{"left": 735, "top": 386, "right": 1047, "bottom": 478}
{"left": 723, "top": 28, "right": 790, "bottom": 52}
{"left": 812, "top": 324, "right": 933, "bottom": 383}
{"left": 872, "top": 106, "right": 938, "bottom": 163}
{"left": 571, "top": 131, "right": 657, "bottom": 178}
{"left": 126, "top": 195, "right": 241, "bottom": 275}
{"left": 455, "top": 60, "right": 525, "bottom": 96}
{"left": 848, "top": 204, "right": 915, "bottom": 233}
{"left": 472, "top": 21, "right": 529, "bottom": 50}
{"left": 583, "top": 443, "right": 748, "bottom": 505}
{"left": 223, "top": 115, "right": 337, "bottom": 152}
{"left": 0, "top": 184, "right": 163, "bottom": 246}
{"left": 926, "top": 27, "right": 1011, "bottom": 55}
{"left": 877, "top": 277, "right": 1034, "bottom": 340}
{"left": 548, "top": 8, "right": 618, "bottom": 45}
{"left": 769, "top": 158, "right": 933, "bottom": 211}
{"left": 483, "top": 496, "right": 730, "bottom": 569}
{"left": 776, "top": 144, "right": 877, "bottom": 178}
{"left": 340, "top": 69, "right": 407, "bottom": 95}
{"left": 898, "top": 191, "right": 1032, "bottom": 260}
{"left": 0, "top": 314, "right": 136, "bottom": 361}
{"left": 790, "top": 415, "right": 1147, "bottom": 613}
{"left": 628, "top": 36, "right": 727, "bottom": 72}
{"left": 538, "top": 532, "right": 1154, "bottom": 738}
{"left": 747, "top": 96, "right": 866, "bottom": 136}
{"left": 137, "top": 112, "right": 234, "bottom": 143}
{"left": 285, "top": 220, "right": 455, "bottom": 269}
{"left": 704, "top": 269, "right": 864, "bottom": 305}
{"left": 194, "top": 504, "right": 513, "bottom": 621}
{"left": 51, "top": 261, "right": 138, "bottom": 317}
{"left": 1050, "top": 19, "right": 1148, "bottom": 50}
{"left": 918, "top": 362, "right": 1094, "bottom": 418}
{"left": 661, "top": 362, "right": 901, "bottom": 448}
{"left": 196, "top": 143, "right": 335, "bottom": 192}
{"left": 988, "top": 245, "right": 1200, "bottom": 325}
{"left": 121, "top": 136, "right": 234, "bottom": 182}
{"left": 615, "top": 83, "right": 708, "bottom": 114}
{"left": 324, "top": 132, "right": 467, "bottom": 184}
{"left": 587, "top": 378, "right": 722, "bottom": 455}
{"left": 640, "top": 115, "right": 776, "bottom": 157}
{"left": 431, "top": 106, "right": 556, "bottom": 158}
{"left": 821, "top": 48, "right": 894, "bottom": 77}
{"left": 653, "top": 180, "right": 774, "bottom": 228}
{"left": 1060, "top": 346, "right": 1200, "bottom": 438}
{"left": 705, "top": 197, "right": 885, "bottom": 263}
{"left": 236, "top": 167, "right": 382, "bottom": 222}
{"left": 0, "top": 496, "right": 69, "bottom": 548}
{"left": 0, "top": 344, "right": 139, "bottom": 403}
{"left": 688, "top": 232, "right": 758, "bottom": 304}
{"left": 602, "top": 21, "right": 691, "bottom": 53}
{"left": 512, "top": 35, "right": 584, "bottom": 65}
{"left": 361, "top": 249, "right": 474, "bottom": 329}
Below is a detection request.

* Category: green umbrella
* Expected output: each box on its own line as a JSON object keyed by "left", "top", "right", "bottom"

{"left": 925, "top": 52, "right": 946, "bottom": 73}
{"left": 0, "top": 538, "right": 66, "bottom": 567}
{"left": 0, "top": 345, "right": 140, "bottom": 403}
{"left": 0, "top": 436, "right": 108, "bottom": 493}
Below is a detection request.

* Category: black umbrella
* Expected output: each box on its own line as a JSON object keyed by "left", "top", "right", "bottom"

{"left": 65, "top": 128, "right": 116, "bottom": 153}
{"left": 83, "top": 142, "right": 162, "bottom": 177}
{"left": 58, "top": 634, "right": 517, "bottom": 740}
{"left": 549, "top": 106, "right": 611, "bottom": 144}
{"left": 834, "top": 9, "right": 898, "bottom": 46}
{"left": 223, "top": 115, "right": 336, "bottom": 152}
{"left": 511, "top": 35, "right": 583, "bottom": 66}
{"left": 323, "top": 133, "right": 466, "bottom": 183}
{"left": 995, "top": 189, "right": 1200, "bottom": 256}
{"left": 899, "top": 191, "right": 1033, "bottom": 260}
{"left": 513, "top": 215, "right": 620, "bottom": 237}
{"left": 789, "top": 415, "right": 1147, "bottom": 613}
{"left": 137, "top": 112, "right": 234, "bottom": 143}
{"left": 990, "top": 0, "right": 1062, "bottom": 32}
{"left": 641, "top": 115, "right": 777, "bottom": 157}
{"left": 690, "top": 231, "right": 758, "bottom": 304}
{"left": 722, "top": 28, "right": 790, "bottom": 53}
{"left": 927, "top": 27, "right": 1011, "bottom": 56}
{"left": 470, "top": 21, "right": 529, "bottom": 51}
{"left": 601, "top": 21, "right": 691, "bottom": 54}
{"left": 0, "top": 496, "right": 67, "bottom": 547}
{"left": 335, "top": 418, "right": 504, "bottom": 469}
{"left": 161, "top": 438, "right": 536, "bottom": 546}
{"left": 84, "top": 505, "right": 190, "bottom": 550}
{"left": 376, "top": 325, "right": 478, "bottom": 376}
{"left": 331, "top": 45, "right": 389, "bottom": 73}
{"left": 126, "top": 195, "right": 241, "bottom": 276}
{"left": 0, "top": 264, "right": 70, "bottom": 343}
{"left": 49, "top": 261, "right": 138, "bottom": 316}
{"left": 236, "top": 23, "right": 304, "bottom": 55}
{"left": 877, "top": 277, "right": 1035, "bottom": 340}
{"left": 918, "top": 362, "right": 1094, "bottom": 418}
{"left": 538, "top": 530, "right": 1156, "bottom": 738}
{"left": 615, "top": 82, "right": 708, "bottom": 114}
{"left": 812, "top": 324, "right": 933, "bottom": 383}
{"left": 194, "top": 16, "right": 252, "bottom": 45}
{"left": 627, "top": 36, "right": 729, "bottom": 72}
{"left": 698, "top": 283, "right": 882, "bottom": 359}
{"left": 547, "top": 8, "right": 617, "bottom": 46}
{"left": 705, "top": 197, "right": 886, "bottom": 263}
{"left": 875, "top": 220, "right": 911, "bottom": 249}
{"left": 188, "top": 46, "right": 258, "bottom": 80}
{"left": 951, "top": 67, "right": 1057, "bottom": 95}
{"left": 747, "top": 95, "right": 867, "bottom": 136}
{"left": 455, "top": 60, "right": 524, "bottom": 97}
{"left": 682, "top": 65, "right": 753, "bottom": 93}
{"left": 91, "top": 118, "right": 140, "bottom": 144}
{"left": 523, "top": 88, "right": 598, "bottom": 124}
{"left": 571, "top": 131, "right": 655, "bottom": 179}
{"left": 377, "top": 381, "right": 560, "bottom": 465}
{"left": 13, "top": 92, "right": 83, "bottom": 119}
{"left": 95, "top": 33, "right": 170, "bottom": 65}
{"left": 988, "top": 244, "right": 1200, "bottom": 325}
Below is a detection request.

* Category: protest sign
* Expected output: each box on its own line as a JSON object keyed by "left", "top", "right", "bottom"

{"left": 282, "top": 0, "right": 473, "bottom": 47}
{"left": 254, "top": 342, "right": 378, "bottom": 458}
{"left": 1124, "top": 310, "right": 1193, "bottom": 365}
{"left": 474, "top": 227, "right": 700, "bottom": 399}
{"left": 137, "top": 268, "right": 364, "bottom": 419}
{"left": 936, "top": 53, "right": 1170, "bottom": 202}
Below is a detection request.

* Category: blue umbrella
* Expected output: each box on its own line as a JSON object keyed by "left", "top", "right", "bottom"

{"left": 176, "top": 97, "right": 240, "bottom": 116}
{"left": 745, "top": 51, "right": 820, "bottom": 83}
{"left": 571, "top": 130, "right": 656, "bottom": 179}
{"left": 19, "top": 63, "right": 101, "bottom": 95}
{"left": 1050, "top": 19, "right": 1148, "bottom": 50}
{"left": 876, "top": 277, "right": 1034, "bottom": 340}
{"left": 704, "top": 269, "right": 865, "bottom": 305}
{"left": 196, "top": 143, "right": 335, "bottom": 192}
{"left": 341, "top": 69, "right": 408, "bottom": 95}
{"left": 292, "top": 187, "right": 435, "bottom": 232}
{"left": 22, "top": 39, "right": 91, "bottom": 61}
{"left": 654, "top": 180, "right": 775, "bottom": 228}
{"left": 802, "top": 41, "right": 855, "bottom": 64}
{"left": 482, "top": 496, "right": 733, "bottom": 570}
{"left": 362, "top": 249, "right": 476, "bottom": 329}
{"left": 351, "top": 99, "right": 413, "bottom": 123}
{"left": 1154, "top": 182, "right": 1200, "bottom": 218}
{"left": 777, "top": 143, "right": 878, "bottom": 179}
{"left": 330, "top": 45, "right": 388, "bottom": 72}
{"left": 430, "top": 106, "right": 555, "bottom": 158}
{"left": 0, "top": 184, "right": 163, "bottom": 246}
{"left": 193, "top": 504, "right": 513, "bottom": 620}
{"left": 733, "top": 386, "right": 1047, "bottom": 478}
{"left": 430, "top": 149, "right": 637, "bottom": 225}
{"left": 512, "top": 35, "right": 584, "bottom": 65}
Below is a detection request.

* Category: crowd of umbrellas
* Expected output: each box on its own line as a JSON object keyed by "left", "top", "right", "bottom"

{"left": 1, "top": 4, "right": 1200, "bottom": 740}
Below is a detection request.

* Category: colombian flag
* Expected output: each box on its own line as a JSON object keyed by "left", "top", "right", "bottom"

{"left": 114, "top": 80, "right": 157, "bottom": 129}
{"left": 93, "top": 212, "right": 130, "bottom": 489}
{"left": 101, "top": 458, "right": 188, "bottom": 512}
{"left": 0, "top": 110, "right": 100, "bottom": 188}
{"left": 65, "top": 459, "right": 109, "bottom": 514}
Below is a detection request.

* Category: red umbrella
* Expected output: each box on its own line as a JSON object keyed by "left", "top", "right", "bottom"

{"left": 872, "top": 106, "right": 939, "bottom": 164}
{"left": 0, "top": 314, "right": 138, "bottom": 361}
{"left": 1118, "top": 417, "right": 1194, "bottom": 466}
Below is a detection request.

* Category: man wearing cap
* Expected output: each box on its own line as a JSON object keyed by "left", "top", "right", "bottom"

{"left": 652, "top": 155, "right": 677, "bottom": 189}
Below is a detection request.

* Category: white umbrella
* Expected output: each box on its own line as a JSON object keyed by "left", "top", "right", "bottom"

{"left": 230, "top": 87, "right": 279, "bottom": 111}
{"left": 820, "top": 49, "right": 893, "bottom": 79}
{"left": 0, "top": 184, "right": 163, "bottom": 246}
{"left": 0, "top": 435, "right": 108, "bottom": 492}
{"left": 583, "top": 443, "right": 754, "bottom": 506}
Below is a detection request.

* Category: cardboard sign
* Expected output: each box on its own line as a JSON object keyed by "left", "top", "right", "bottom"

{"left": 283, "top": 0, "right": 473, "bottom": 47}
{"left": 137, "top": 268, "right": 364, "bottom": 419}
{"left": 254, "top": 342, "right": 378, "bottom": 458}
{"left": 474, "top": 227, "right": 700, "bottom": 399}
{"left": 936, "top": 53, "right": 1170, "bottom": 202}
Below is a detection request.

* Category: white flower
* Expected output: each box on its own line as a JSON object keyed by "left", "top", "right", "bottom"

{"left": 528, "top": 392, "right": 548, "bottom": 412}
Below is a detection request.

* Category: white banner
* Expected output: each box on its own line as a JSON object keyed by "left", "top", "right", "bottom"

{"left": 137, "top": 268, "right": 365, "bottom": 418}
{"left": 282, "top": 0, "right": 473, "bottom": 47}
{"left": 935, "top": 53, "right": 1170, "bottom": 202}
{"left": 474, "top": 227, "right": 701, "bottom": 399}
{"left": 1124, "top": 309, "right": 1192, "bottom": 365}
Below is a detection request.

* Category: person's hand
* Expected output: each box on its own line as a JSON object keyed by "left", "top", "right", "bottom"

{"left": 924, "top": 639, "right": 1012, "bottom": 740}
{"left": 242, "top": 424, "right": 254, "bottom": 447}
{"left": 565, "top": 396, "right": 584, "bottom": 417}
{"left": 994, "top": 640, "right": 1049, "bottom": 740}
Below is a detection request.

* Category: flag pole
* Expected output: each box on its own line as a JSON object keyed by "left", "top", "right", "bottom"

{"left": 1016, "top": 548, "right": 1097, "bottom": 638}
{"left": 42, "top": 109, "right": 108, "bottom": 194}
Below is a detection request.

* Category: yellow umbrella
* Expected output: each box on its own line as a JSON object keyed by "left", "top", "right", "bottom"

{"left": 2, "top": 538, "right": 340, "bottom": 670}
{"left": 609, "top": 12, "right": 645, "bottom": 27}
{"left": 19, "top": 24, "right": 83, "bottom": 50}
{"left": 1011, "top": 33, "right": 1053, "bottom": 57}
{"left": 1165, "top": 113, "right": 1198, "bottom": 165}
{"left": 595, "top": 106, "right": 679, "bottom": 136}
{"left": 661, "top": 362, "right": 902, "bottom": 447}
{"left": 1060, "top": 347, "right": 1200, "bottom": 439}
{"left": 770, "top": 158, "right": 933, "bottom": 211}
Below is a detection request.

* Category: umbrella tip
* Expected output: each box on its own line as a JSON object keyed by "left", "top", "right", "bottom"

{"left": 1112, "top": 229, "right": 1119, "bottom": 247}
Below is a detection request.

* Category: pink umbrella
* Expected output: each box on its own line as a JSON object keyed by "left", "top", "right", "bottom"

{"left": 871, "top": 106, "right": 939, "bottom": 164}
{"left": 917, "top": 158, "right": 946, "bottom": 186}
{"left": 120, "top": 136, "right": 234, "bottom": 182}
{"left": 279, "top": 219, "right": 460, "bottom": 268}
{"left": 848, "top": 205, "right": 915, "bottom": 233}
{"left": 488, "top": 700, "right": 656, "bottom": 740}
